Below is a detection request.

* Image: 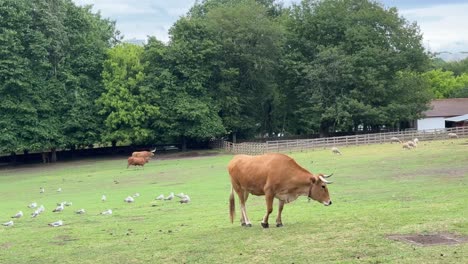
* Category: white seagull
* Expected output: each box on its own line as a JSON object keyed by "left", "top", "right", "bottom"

{"left": 40, "top": 187, "right": 45, "bottom": 193}
{"left": 53, "top": 203, "right": 64, "bottom": 212}
{"left": 2, "top": 220, "right": 14, "bottom": 227}
{"left": 28, "top": 202, "right": 38, "bottom": 209}
{"left": 124, "top": 196, "right": 135, "bottom": 203}
{"left": 101, "top": 195, "right": 107, "bottom": 202}
{"left": 75, "top": 209, "right": 86, "bottom": 214}
{"left": 164, "top": 192, "right": 174, "bottom": 201}
{"left": 175, "top": 193, "right": 185, "bottom": 198}
{"left": 133, "top": 193, "right": 140, "bottom": 198}
{"left": 155, "top": 194, "right": 165, "bottom": 200}
{"left": 179, "top": 195, "right": 191, "bottom": 204}
{"left": 11, "top": 211, "right": 23, "bottom": 218}
{"left": 48, "top": 220, "right": 63, "bottom": 227}
{"left": 31, "top": 210, "right": 40, "bottom": 218}
{"left": 101, "top": 209, "right": 112, "bottom": 215}
{"left": 64, "top": 202, "right": 72, "bottom": 207}
{"left": 37, "top": 205, "right": 45, "bottom": 214}
{"left": 57, "top": 187, "right": 62, "bottom": 192}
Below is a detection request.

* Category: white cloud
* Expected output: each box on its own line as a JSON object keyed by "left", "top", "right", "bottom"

{"left": 400, "top": 3, "right": 468, "bottom": 53}
{"left": 72, "top": 0, "right": 468, "bottom": 57}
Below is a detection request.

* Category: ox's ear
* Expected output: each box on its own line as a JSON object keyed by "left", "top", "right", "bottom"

{"left": 310, "top": 176, "right": 317, "bottom": 184}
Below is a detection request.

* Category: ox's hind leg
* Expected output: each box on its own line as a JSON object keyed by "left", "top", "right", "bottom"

{"left": 276, "top": 200, "right": 285, "bottom": 227}
{"left": 239, "top": 191, "right": 252, "bottom": 227}
{"left": 234, "top": 188, "right": 252, "bottom": 227}
{"left": 261, "top": 193, "right": 274, "bottom": 228}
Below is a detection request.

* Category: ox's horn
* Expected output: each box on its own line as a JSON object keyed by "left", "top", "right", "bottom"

{"left": 319, "top": 175, "right": 333, "bottom": 184}
{"left": 151, "top": 148, "right": 156, "bottom": 153}
{"left": 322, "top": 173, "right": 333, "bottom": 178}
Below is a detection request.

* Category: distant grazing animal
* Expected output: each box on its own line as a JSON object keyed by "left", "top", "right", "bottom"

{"left": 127, "top": 157, "right": 149, "bottom": 168}
{"left": 331, "top": 147, "right": 342, "bottom": 155}
{"left": 131, "top": 148, "right": 156, "bottom": 159}
{"left": 407, "top": 140, "right": 417, "bottom": 148}
{"left": 402, "top": 142, "right": 411, "bottom": 150}
{"left": 228, "top": 153, "right": 333, "bottom": 228}
{"left": 390, "top": 137, "right": 402, "bottom": 144}
{"left": 448, "top": 133, "right": 458, "bottom": 139}
{"left": 413, "top": 138, "right": 419, "bottom": 144}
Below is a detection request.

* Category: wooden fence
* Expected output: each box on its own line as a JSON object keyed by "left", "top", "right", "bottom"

{"left": 216, "top": 126, "right": 468, "bottom": 155}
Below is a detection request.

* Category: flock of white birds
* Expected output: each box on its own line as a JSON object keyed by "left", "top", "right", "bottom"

{"left": 2, "top": 187, "right": 191, "bottom": 228}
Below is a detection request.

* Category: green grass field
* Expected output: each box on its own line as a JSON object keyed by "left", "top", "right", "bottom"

{"left": 0, "top": 140, "right": 467, "bottom": 263}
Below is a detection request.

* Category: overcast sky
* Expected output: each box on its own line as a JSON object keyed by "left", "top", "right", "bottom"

{"left": 72, "top": 0, "right": 468, "bottom": 56}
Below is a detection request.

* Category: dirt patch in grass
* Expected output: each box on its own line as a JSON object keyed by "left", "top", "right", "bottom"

{"left": 394, "top": 166, "right": 468, "bottom": 180}
{"left": 0, "top": 242, "right": 13, "bottom": 249}
{"left": 50, "top": 235, "right": 79, "bottom": 246}
{"left": 388, "top": 233, "right": 468, "bottom": 246}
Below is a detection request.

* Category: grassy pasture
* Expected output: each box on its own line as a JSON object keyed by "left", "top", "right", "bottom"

{"left": 0, "top": 140, "right": 467, "bottom": 263}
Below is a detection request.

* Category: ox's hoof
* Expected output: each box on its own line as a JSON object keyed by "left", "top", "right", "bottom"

{"left": 241, "top": 223, "right": 252, "bottom": 227}
{"left": 261, "top": 222, "right": 269, "bottom": 228}
{"left": 276, "top": 223, "right": 283, "bottom": 228}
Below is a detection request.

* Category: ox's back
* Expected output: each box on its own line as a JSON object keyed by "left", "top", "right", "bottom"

{"left": 228, "top": 153, "right": 310, "bottom": 195}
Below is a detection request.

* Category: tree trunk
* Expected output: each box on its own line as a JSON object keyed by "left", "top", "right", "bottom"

{"left": 181, "top": 136, "right": 187, "bottom": 152}
{"left": 232, "top": 132, "right": 237, "bottom": 143}
{"left": 111, "top": 140, "right": 117, "bottom": 154}
{"left": 10, "top": 152, "right": 16, "bottom": 165}
{"left": 41, "top": 152, "right": 50, "bottom": 164}
{"left": 50, "top": 148, "right": 57, "bottom": 163}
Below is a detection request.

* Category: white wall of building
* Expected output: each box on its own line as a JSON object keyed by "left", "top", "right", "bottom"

{"left": 417, "top": 117, "right": 445, "bottom": 130}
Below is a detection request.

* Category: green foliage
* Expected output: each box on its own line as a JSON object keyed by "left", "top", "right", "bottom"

{"left": 98, "top": 44, "right": 160, "bottom": 145}
{"left": 0, "top": 0, "right": 117, "bottom": 155}
{"left": 423, "top": 69, "right": 468, "bottom": 98}
{"left": 283, "top": 0, "right": 430, "bottom": 134}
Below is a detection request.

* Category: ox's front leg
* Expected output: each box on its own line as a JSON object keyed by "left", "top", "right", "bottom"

{"left": 276, "top": 199, "right": 285, "bottom": 227}
{"left": 261, "top": 193, "right": 274, "bottom": 228}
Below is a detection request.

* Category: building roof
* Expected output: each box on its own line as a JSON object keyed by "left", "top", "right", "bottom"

{"left": 423, "top": 98, "right": 468, "bottom": 117}
{"left": 445, "top": 114, "right": 468, "bottom": 122}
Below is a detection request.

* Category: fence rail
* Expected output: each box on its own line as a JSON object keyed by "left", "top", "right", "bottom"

{"left": 215, "top": 126, "right": 468, "bottom": 155}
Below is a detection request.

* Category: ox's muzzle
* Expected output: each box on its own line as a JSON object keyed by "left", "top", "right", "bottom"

{"left": 323, "top": 200, "right": 332, "bottom": 206}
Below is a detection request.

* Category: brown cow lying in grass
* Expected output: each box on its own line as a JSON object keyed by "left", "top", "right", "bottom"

{"left": 127, "top": 157, "right": 149, "bottom": 168}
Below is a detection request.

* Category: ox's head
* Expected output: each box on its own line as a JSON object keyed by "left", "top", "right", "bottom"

{"left": 309, "top": 173, "right": 333, "bottom": 206}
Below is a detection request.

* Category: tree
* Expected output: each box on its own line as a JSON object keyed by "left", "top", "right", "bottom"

{"left": 98, "top": 43, "right": 160, "bottom": 145}
{"left": 283, "top": 0, "right": 430, "bottom": 134}
{"left": 145, "top": 17, "right": 226, "bottom": 150}
{"left": 188, "top": 0, "right": 285, "bottom": 140}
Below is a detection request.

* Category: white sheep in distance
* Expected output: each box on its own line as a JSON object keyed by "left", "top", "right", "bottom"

{"left": 413, "top": 138, "right": 419, "bottom": 144}
{"left": 390, "top": 137, "right": 402, "bottom": 144}
{"left": 331, "top": 147, "right": 342, "bottom": 155}
{"left": 402, "top": 142, "right": 412, "bottom": 150}
{"left": 407, "top": 140, "right": 417, "bottom": 148}
{"left": 448, "top": 133, "right": 458, "bottom": 139}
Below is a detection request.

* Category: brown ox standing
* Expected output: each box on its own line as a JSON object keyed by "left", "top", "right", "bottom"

{"left": 127, "top": 157, "right": 149, "bottom": 169}
{"left": 228, "top": 153, "right": 333, "bottom": 228}
{"left": 132, "top": 148, "right": 156, "bottom": 159}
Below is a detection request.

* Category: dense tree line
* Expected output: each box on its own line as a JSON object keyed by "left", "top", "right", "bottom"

{"left": 3, "top": 0, "right": 464, "bottom": 159}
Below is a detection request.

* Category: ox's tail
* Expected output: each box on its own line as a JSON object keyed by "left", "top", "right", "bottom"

{"left": 229, "top": 186, "right": 235, "bottom": 224}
